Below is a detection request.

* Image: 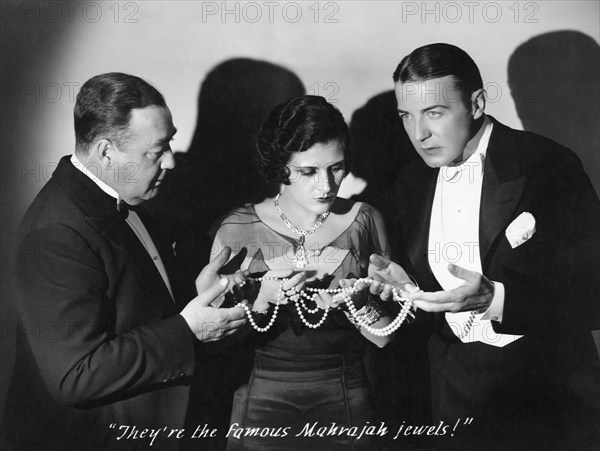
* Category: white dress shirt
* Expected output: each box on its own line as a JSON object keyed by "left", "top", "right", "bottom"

{"left": 427, "top": 118, "right": 522, "bottom": 347}
{"left": 70, "top": 154, "right": 174, "bottom": 301}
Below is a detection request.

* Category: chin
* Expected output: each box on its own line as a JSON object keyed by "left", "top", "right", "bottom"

{"left": 422, "top": 156, "right": 455, "bottom": 168}
{"left": 310, "top": 203, "right": 332, "bottom": 215}
{"left": 422, "top": 158, "right": 445, "bottom": 168}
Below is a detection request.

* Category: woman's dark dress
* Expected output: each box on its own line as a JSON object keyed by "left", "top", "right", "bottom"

{"left": 214, "top": 202, "right": 387, "bottom": 450}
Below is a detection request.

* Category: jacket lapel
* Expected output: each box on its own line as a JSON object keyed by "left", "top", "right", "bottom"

{"left": 396, "top": 160, "right": 440, "bottom": 289}
{"left": 53, "top": 157, "right": 176, "bottom": 307}
{"left": 86, "top": 213, "right": 176, "bottom": 307}
{"left": 479, "top": 118, "right": 528, "bottom": 267}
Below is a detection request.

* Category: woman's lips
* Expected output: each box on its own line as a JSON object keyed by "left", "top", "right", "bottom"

{"left": 316, "top": 196, "right": 335, "bottom": 203}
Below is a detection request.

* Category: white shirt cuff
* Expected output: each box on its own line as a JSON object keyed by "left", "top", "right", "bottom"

{"left": 481, "top": 281, "right": 505, "bottom": 323}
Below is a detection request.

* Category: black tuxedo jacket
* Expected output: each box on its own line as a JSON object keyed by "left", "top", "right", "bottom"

{"left": 393, "top": 117, "right": 600, "bottom": 449}
{"left": 2, "top": 157, "right": 198, "bottom": 451}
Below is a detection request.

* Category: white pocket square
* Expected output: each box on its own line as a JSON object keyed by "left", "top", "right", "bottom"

{"left": 505, "top": 212, "right": 536, "bottom": 249}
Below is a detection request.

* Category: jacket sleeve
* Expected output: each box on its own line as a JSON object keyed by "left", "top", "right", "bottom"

{"left": 14, "top": 223, "right": 197, "bottom": 407}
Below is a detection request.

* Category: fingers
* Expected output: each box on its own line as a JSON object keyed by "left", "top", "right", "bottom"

{"left": 314, "top": 292, "right": 329, "bottom": 309}
{"left": 404, "top": 283, "right": 419, "bottom": 292}
{"left": 369, "top": 254, "right": 391, "bottom": 271}
{"left": 207, "top": 246, "right": 232, "bottom": 270}
{"left": 353, "top": 281, "right": 368, "bottom": 293}
{"left": 226, "top": 318, "right": 248, "bottom": 330}
{"left": 197, "top": 277, "right": 230, "bottom": 306}
{"left": 265, "top": 269, "right": 295, "bottom": 279}
{"left": 221, "top": 305, "right": 247, "bottom": 321}
{"left": 412, "top": 300, "right": 460, "bottom": 312}
{"left": 282, "top": 272, "right": 306, "bottom": 292}
{"left": 447, "top": 263, "right": 479, "bottom": 282}
{"left": 408, "top": 285, "right": 474, "bottom": 312}
{"left": 379, "top": 282, "right": 394, "bottom": 300}
{"left": 369, "top": 280, "right": 384, "bottom": 295}
{"left": 407, "top": 284, "right": 469, "bottom": 303}
{"left": 229, "top": 269, "right": 248, "bottom": 286}
{"left": 338, "top": 278, "right": 356, "bottom": 289}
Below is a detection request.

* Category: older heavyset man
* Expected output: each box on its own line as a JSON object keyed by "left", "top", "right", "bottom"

{"left": 370, "top": 44, "right": 600, "bottom": 450}
{"left": 2, "top": 73, "right": 247, "bottom": 450}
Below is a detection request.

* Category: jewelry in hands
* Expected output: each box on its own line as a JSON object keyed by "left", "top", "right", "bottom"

{"left": 274, "top": 194, "right": 330, "bottom": 269}
{"left": 238, "top": 277, "right": 416, "bottom": 336}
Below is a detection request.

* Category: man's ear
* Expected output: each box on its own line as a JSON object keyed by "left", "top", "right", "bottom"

{"left": 93, "top": 139, "right": 114, "bottom": 168}
{"left": 471, "top": 88, "right": 486, "bottom": 119}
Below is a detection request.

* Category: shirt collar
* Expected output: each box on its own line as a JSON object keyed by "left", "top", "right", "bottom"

{"left": 70, "top": 153, "right": 123, "bottom": 209}
{"left": 453, "top": 115, "right": 493, "bottom": 175}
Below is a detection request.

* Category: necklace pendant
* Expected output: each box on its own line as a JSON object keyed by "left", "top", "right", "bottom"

{"left": 294, "top": 240, "right": 308, "bottom": 268}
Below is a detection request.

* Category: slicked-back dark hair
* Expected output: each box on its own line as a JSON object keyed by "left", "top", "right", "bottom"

{"left": 393, "top": 43, "right": 483, "bottom": 107}
{"left": 74, "top": 72, "right": 166, "bottom": 152}
{"left": 256, "top": 95, "right": 350, "bottom": 185}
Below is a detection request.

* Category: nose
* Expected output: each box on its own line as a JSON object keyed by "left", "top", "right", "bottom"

{"left": 413, "top": 118, "right": 431, "bottom": 142}
{"left": 319, "top": 169, "right": 335, "bottom": 193}
{"left": 161, "top": 150, "right": 176, "bottom": 170}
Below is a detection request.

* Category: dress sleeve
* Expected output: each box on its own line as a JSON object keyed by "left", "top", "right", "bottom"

{"left": 359, "top": 203, "right": 392, "bottom": 259}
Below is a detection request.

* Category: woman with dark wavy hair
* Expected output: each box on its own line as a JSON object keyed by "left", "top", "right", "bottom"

{"left": 212, "top": 95, "right": 395, "bottom": 450}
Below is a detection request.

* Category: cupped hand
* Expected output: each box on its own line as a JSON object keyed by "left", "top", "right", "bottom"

{"left": 408, "top": 264, "right": 494, "bottom": 313}
{"left": 181, "top": 276, "right": 248, "bottom": 342}
{"left": 367, "top": 254, "right": 417, "bottom": 300}
{"left": 195, "top": 246, "right": 251, "bottom": 307}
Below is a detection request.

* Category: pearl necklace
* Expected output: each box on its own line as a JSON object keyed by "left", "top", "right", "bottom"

{"left": 239, "top": 277, "right": 416, "bottom": 336}
{"left": 273, "top": 194, "right": 330, "bottom": 268}
{"left": 238, "top": 277, "right": 284, "bottom": 332}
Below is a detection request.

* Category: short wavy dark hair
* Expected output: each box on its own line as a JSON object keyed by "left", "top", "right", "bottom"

{"left": 393, "top": 43, "right": 483, "bottom": 108}
{"left": 74, "top": 72, "right": 166, "bottom": 152}
{"left": 255, "top": 95, "right": 350, "bottom": 184}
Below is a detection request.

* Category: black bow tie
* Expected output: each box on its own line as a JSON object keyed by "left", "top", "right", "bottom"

{"left": 116, "top": 201, "right": 140, "bottom": 219}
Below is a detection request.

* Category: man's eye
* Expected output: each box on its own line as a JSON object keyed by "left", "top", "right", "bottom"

{"left": 427, "top": 111, "right": 442, "bottom": 119}
{"left": 399, "top": 113, "right": 410, "bottom": 121}
{"left": 300, "top": 170, "right": 316, "bottom": 176}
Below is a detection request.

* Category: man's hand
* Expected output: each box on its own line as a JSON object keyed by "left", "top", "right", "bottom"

{"left": 408, "top": 264, "right": 494, "bottom": 313}
{"left": 195, "top": 246, "right": 248, "bottom": 298}
{"left": 181, "top": 246, "right": 248, "bottom": 341}
{"left": 366, "top": 254, "right": 415, "bottom": 300}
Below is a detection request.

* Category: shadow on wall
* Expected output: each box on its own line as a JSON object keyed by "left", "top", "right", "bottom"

{"left": 508, "top": 30, "right": 600, "bottom": 196}
{"left": 152, "top": 58, "right": 305, "bottom": 275}
{"left": 509, "top": 31, "right": 600, "bottom": 355}
{"left": 349, "top": 90, "right": 417, "bottom": 225}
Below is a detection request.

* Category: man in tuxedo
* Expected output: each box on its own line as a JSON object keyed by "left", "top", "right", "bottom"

{"left": 2, "top": 73, "right": 248, "bottom": 450}
{"left": 370, "top": 43, "right": 600, "bottom": 449}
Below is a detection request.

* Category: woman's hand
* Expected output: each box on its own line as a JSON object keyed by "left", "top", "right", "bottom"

{"left": 252, "top": 270, "right": 306, "bottom": 312}
{"left": 367, "top": 254, "right": 417, "bottom": 301}
{"left": 312, "top": 291, "right": 342, "bottom": 310}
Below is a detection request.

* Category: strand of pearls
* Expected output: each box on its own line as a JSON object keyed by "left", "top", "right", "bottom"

{"left": 296, "top": 291, "right": 321, "bottom": 314}
{"left": 239, "top": 277, "right": 283, "bottom": 332}
{"left": 239, "top": 277, "right": 416, "bottom": 336}
{"left": 290, "top": 291, "right": 330, "bottom": 329}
